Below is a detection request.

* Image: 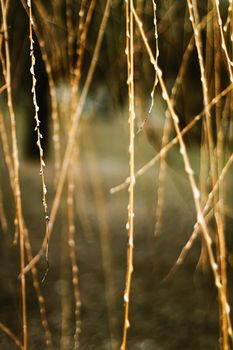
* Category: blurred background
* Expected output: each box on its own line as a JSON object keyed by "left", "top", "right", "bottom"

{"left": 0, "top": 0, "right": 233, "bottom": 349}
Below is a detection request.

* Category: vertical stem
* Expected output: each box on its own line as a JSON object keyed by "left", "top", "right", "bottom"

{"left": 121, "top": 0, "right": 135, "bottom": 349}
{"left": 0, "top": 0, "right": 27, "bottom": 348}
{"left": 27, "top": 0, "right": 50, "bottom": 279}
{"left": 67, "top": 164, "right": 81, "bottom": 349}
{"left": 66, "top": 0, "right": 74, "bottom": 78}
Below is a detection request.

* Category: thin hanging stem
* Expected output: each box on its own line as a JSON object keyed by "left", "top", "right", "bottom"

{"left": 121, "top": 0, "right": 135, "bottom": 349}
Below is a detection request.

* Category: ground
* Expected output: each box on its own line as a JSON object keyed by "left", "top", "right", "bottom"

{"left": 0, "top": 120, "right": 232, "bottom": 349}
